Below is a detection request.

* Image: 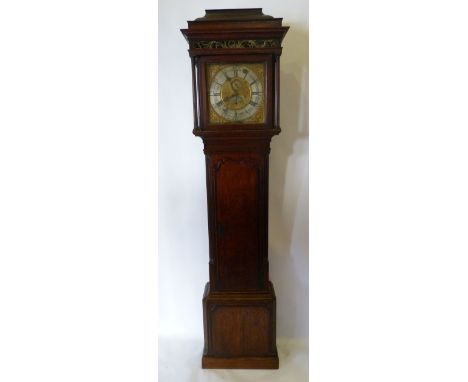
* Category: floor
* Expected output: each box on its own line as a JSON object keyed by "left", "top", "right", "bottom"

{"left": 158, "top": 337, "right": 308, "bottom": 382}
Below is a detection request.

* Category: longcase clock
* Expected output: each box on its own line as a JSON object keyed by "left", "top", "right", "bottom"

{"left": 181, "top": 8, "right": 289, "bottom": 370}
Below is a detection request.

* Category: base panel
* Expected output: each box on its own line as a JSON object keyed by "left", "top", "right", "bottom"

{"left": 202, "top": 282, "right": 278, "bottom": 369}
{"left": 202, "top": 355, "right": 279, "bottom": 369}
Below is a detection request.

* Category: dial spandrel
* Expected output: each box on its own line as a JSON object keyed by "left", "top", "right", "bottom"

{"left": 207, "top": 63, "right": 265, "bottom": 124}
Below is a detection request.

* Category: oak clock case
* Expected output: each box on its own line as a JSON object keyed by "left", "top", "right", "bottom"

{"left": 181, "top": 8, "right": 289, "bottom": 370}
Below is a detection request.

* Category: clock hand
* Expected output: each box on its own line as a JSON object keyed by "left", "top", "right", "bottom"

{"left": 225, "top": 92, "right": 239, "bottom": 103}
{"left": 228, "top": 81, "right": 235, "bottom": 93}
{"left": 224, "top": 73, "right": 235, "bottom": 91}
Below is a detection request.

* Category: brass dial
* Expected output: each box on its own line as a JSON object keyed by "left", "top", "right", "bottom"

{"left": 207, "top": 63, "right": 265, "bottom": 124}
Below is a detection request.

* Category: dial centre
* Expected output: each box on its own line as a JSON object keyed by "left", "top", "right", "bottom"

{"left": 220, "top": 77, "right": 251, "bottom": 110}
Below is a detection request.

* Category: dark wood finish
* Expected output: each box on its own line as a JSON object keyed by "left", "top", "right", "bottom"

{"left": 202, "top": 282, "right": 278, "bottom": 369}
{"left": 181, "top": 8, "right": 288, "bottom": 370}
{"left": 207, "top": 152, "right": 268, "bottom": 291}
{"left": 202, "top": 355, "right": 279, "bottom": 369}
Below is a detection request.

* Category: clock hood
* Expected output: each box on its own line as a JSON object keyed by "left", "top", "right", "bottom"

{"left": 181, "top": 8, "right": 289, "bottom": 52}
